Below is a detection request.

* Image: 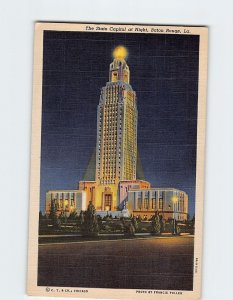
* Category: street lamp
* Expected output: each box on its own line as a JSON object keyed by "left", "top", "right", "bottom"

{"left": 171, "top": 195, "right": 178, "bottom": 235}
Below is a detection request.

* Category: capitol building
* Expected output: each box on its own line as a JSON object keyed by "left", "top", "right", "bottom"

{"left": 45, "top": 46, "right": 188, "bottom": 221}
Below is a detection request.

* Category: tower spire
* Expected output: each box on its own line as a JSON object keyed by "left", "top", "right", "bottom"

{"left": 96, "top": 46, "right": 137, "bottom": 186}
{"left": 109, "top": 46, "right": 130, "bottom": 83}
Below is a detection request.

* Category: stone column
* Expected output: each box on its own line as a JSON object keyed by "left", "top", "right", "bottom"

{"left": 149, "top": 191, "right": 152, "bottom": 210}
{"left": 68, "top": 192, "right": 71, "bottom": 210}
{"left": 73, "top": 193, "right": 76, "bottom": 209}
{"left": 56, "top": 193, "right": 58, "bottom": 209}
{"left": 156, "top": 191, "right": 159, "bottom": 211}
{"left": 62, "top": 193, "right": 65, "bottom": 210}
{"left": 102, "top": 193, "right": 105, "bottom": 210}
{"left": 134, "top": 192, "right": 137, "bottom": 210}
{"left": 142, "top": 191, "right": 145, "bottom": 210}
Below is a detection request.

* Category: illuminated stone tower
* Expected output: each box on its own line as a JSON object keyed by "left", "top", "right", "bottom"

{"left": 95, "top": 46, "right": 138, "bottom": 210}
{"left": 76, "top": 47, "right": 187, "bottom": 219}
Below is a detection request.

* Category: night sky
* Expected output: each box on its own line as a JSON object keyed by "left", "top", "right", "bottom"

{"left": 40, "top": 30, "right": 199, "bottom": 217}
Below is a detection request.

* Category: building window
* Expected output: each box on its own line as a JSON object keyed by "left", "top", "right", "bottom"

{"left": 152, "top": 198, "right": 156, "bottom": 209}
{"left": 144, "top": 198, "right": 149, "bottom": 209}
{"left": 104, "top": 194, "right": 112, "bottom": 210}
{"left": 159, "top": 198, "right": 163, "bottom": 210}
{"left": 138, "top": 198, "right": 142, "bottom": 209}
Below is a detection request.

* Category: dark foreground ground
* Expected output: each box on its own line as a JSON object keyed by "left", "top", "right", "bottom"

{"left": 38, "top": 236, "right": 194, "bottom": 290}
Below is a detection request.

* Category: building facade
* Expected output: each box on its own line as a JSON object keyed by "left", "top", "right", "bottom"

{"left": 118, "top": 180, "right": 151, "bottom": 209}
{"left": 78, "top": 179, "right": 150, "bottom": 212}
{"left": 45, "top": 190, "right": 86, "bottom": 216}
{"left": 127, "top": 188, "right": 188, "bottom": 221}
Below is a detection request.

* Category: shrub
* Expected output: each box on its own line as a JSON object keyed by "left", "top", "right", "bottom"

{"left": 124, "top": 223, "right": 135, "bottom": 236}
{"left": 68, "top": 210, "right": 78, "bottom": 220}
{"left": 131, "top": 217, "right": 139, "bottom": 232}
{"left": 81, "top": 201, "right": 99, "bottom": 237}
{"left": 151, "top": 214, "right": 161, "bottom": 235}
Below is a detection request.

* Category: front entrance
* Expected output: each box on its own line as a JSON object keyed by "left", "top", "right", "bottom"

{"left": 104, "top": 194, "right": 112, "bottom": 211}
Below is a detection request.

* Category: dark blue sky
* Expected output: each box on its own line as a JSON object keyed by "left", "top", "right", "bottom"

{"left": 40, "top": 30, "right": 199, "bottom": 217}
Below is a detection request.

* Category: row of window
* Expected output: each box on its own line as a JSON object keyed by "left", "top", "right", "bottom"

{"left": 136, "top": 191, "right": 164, "bottom": 198}
{"left": 102, "top": 155, "right": 118, "bottom": 159}
{"left": 101, "top": 177, "right": 117, "bottom": 181}
{"left": 177, "top": 199, "right": 185, "bottom": 212}
{"left": 102, "top": 112, "right": 119, "bottom": 118}
{"left": 133, "top": 193, "right": 185, "bottom": 211}
{"left": 106, "top": 88, "right": 120, "bottom": 94}
{"left": 51, "top": 199, "right": 75, "bottom": 208}
{"left": 102, "top": 138, "right": 120, "bottom": 143}
{"left": 102, "top": 144, "right": 120, "bottom": 149}
{"left": 103, "top": 122, "right": 120, "bottom": 127}
{"left": 102, "top": 145, "right": 121, "bottom": 151}
{"left": 102, "top": 168, "right": 117, "bottom": 172}
{"left": 104, "top": 106, "right": 122, "bottom": 111}
{"left": 50, "top": 193, "right": 75, "bottom": 200}
{"left": 102, "top": 116, "right": 119, "bottom": 121}
{"left": 102, "top": 132, "right": 122, "bottom": 138}
{"left": 103, "top": 132, "right": 119, "bottom": 137}
{"left": 137, "top": 198, "right": 163, "bottom": 210}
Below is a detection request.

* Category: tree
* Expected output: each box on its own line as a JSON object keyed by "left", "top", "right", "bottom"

{"left": 137, "top": 215, "right": 142, "bottom": 222}
{"left": 39, "top": 211, "right": 47, "bottom": 234}
{"left": 59, "top": 211, "right": 67, "bottom": 224}
{"left": 49, "top": 199, "right": 60, "bottom": 229}
{"left": 159, "top": 215, "right": 165, "bottom": 233}
{"left": 79, "top": 210, "right": 84, "bottom": 224}
{"left": 151, "top": 213, "right": 161, "bottom": 235}
{"left": 76, "top": 210, "right": 84, "bottom": 231}
{"left": 81, "top": 201, "right": 99, "bottom": 237}
{"left": 68, "top": 210, "right": 78, "bottom": 220}
{"left": 39, "top": 211, "right": 44, "bottom": 225}
{"left": 131, "top": 216, "right": 138, "bottom": 232}
{"left": 191, "top": 214, "right": 195, "bottom": 226}
{"left": 97, "top": 215, "right": 102, "bottom": 228}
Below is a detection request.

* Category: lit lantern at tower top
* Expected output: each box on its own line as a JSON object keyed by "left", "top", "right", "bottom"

{"left": 112, "top": 46, "right": 128, "bottom": 60}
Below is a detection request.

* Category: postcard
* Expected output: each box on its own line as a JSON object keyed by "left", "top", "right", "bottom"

{"left": 27, "top": 22, "right": 208, "bottom": 299}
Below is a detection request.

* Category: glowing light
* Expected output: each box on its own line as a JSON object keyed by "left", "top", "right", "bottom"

{"left": 171, "top": 195, "right": 178, "bottom": 203}
{"left": 113, "top": 46, "right": 128, "bottom": 60}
